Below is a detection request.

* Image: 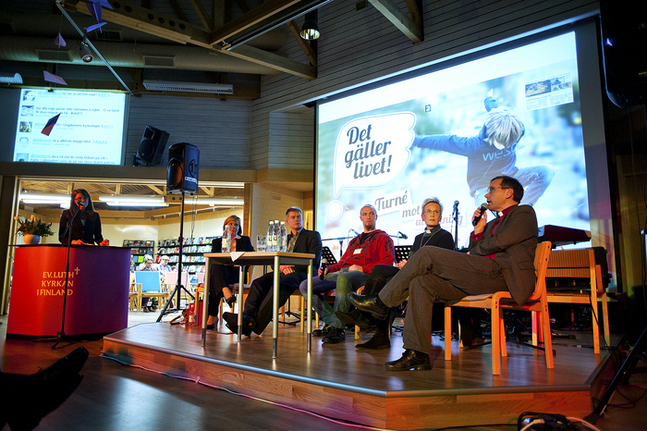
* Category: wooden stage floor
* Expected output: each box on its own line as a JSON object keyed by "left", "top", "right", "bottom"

{"left": 102, "top": 320, "right": 618, "bottom": 430}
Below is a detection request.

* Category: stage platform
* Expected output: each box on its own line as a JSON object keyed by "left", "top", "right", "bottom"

{"left": 102, "top": 321, "right": 619, "bottom": 430}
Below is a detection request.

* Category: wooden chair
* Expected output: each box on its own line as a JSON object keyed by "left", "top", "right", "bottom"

{"left": 545, "top": 248, "right": 610, "bottom": 354}
{"left": 134, "top": 271, "right": 171, "bottom": 312}
{"left": 444, "top": 242, "right": 553, "bottom": 375}
{"left": 129, "top": 272, "right": 141, "bottom": 311}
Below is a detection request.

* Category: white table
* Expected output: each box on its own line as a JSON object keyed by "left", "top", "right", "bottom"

{"left": 201, "top": 251, "right": 315, "bottom": 358}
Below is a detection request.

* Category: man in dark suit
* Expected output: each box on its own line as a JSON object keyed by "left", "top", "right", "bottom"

{"left": 350, "top": 176, "right": 538, "bottom": 371}
{"left": 224, "top": 206, "right": 322, "bottom": 336}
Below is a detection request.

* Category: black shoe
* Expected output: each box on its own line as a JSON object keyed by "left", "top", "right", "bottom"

{"left": 322, "top": 327, "right": 345, "bottom": 344}
{"left": 335, "top": 310, "right": 373, "bottom": 330}
{"left": 347, "top": 293, "right": 389, "bottom": 320}
{"left": 312, "top": 325, "right": 332, "bottom": 337}
{"left": 8, "top": 373, "right": 84, "bottom": 431}
{"left": 225, "top": 295, "right": 237, "bottom": 309}
{"left": 356, "top": 333, "right": 391, "bottom": 350}
{"left": 36, "top": 347, "right": 89, "bottom": 381}
{"left": 8, "top": 348, "right": 89, "bottom": 430}
{"left": 142, "top": 306, "right": 150, "bottom": 313}
{"left": 223, "top": 312, "right": 253, "bottom": 336}
{"left": 384, "top": 349, "right": 432, "bottom": 371}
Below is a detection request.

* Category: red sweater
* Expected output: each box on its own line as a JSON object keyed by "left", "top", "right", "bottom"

{"left": 327, "top": 229, "right": 394, "bottom": 274}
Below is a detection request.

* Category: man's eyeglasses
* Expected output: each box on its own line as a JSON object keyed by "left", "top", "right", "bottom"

{"left": 424, "top": 210, "right": 440, "bottom": 215}
{"left": 486, "top": 186, "right": 509, "bottom": 193}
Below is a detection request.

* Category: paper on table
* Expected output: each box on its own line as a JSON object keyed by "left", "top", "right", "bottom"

{"left": 230, "top": 252, "right": 245, "bottom": 262}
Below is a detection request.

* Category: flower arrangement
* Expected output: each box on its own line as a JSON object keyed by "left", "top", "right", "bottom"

{"left": 14, "top": 215, "right": 54, "bottom": 237}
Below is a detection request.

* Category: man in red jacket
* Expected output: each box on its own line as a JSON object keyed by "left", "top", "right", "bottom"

{"left": 300, "top": 204, "right": 394, "bottom": 344}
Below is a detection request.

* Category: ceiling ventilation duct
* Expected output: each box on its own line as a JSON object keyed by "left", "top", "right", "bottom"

{"left": 142, "top": 80, "right": 234, "bottom": 94}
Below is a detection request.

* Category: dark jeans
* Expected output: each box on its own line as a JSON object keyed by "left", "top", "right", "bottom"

{"left": 243, "top": 271, "right": 307, "bottom": 334}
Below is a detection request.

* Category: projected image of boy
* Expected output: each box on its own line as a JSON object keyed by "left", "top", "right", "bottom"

{"left": 413, "top": 97, "right": 554, "bottom": 206}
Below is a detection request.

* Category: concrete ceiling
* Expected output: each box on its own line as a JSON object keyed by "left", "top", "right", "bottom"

{"left": 0, "top": 0, "right": 328, "bottom": 98}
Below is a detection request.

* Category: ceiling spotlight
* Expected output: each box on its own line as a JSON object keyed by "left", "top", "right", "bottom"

{"left": 300, "top": 11, "right": 320, "bottom": 40}
{"left": 78, "top": 36, "right": 94, "bottom": 63}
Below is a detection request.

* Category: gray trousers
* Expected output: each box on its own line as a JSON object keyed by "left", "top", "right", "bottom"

{"left": 378, "top": 246, "right": 508, "bottom": 354}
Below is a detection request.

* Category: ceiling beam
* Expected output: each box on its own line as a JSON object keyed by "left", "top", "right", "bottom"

{"left": 287, "top": 20, "right": 317, "bottom": 67}
{"left": 368, "top": 0, "right": 423, "bottom": 44}
{"left": 200, "top": 186, "right": 215, "bottom": 197}
{"left": 169, "top": 0, "right": 189, "bottom": 22}
{"left": 208, "top": 0, "right": 302, "bottom": 46}
{"left": 88, "top": 183, "right": 116, "bottom": 194}
{"left": 189, "top": 0, "right": 214, "bottom": 31}
{"left": 405, "top": 0, "right": 422, "bottom": 29}
{"left": 64, "top": 0, "right": 314, "bottom": 79}
{"left": 66, "top": 0, "right": 212, "bottom": 47}
{"left": 214, "top": 44, "right": 316, "bottom": 80}
{"left": 146, "top": 184, "right": 165, "bottom": 195}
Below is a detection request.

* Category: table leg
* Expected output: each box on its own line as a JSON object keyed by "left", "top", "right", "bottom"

{"left": 201, "top": 257, "right": 210, "bottom": 347}
{"left": 238, "top": 265, "right": 244, "bottom": 341}
{"left": 272, "top": 255, "right": 280, "bottom": 358}
{"left": 307, "top": 260, "right": 312, "bottom": 352}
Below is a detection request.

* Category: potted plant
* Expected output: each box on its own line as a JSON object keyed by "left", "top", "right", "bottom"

{"left": 14, "top": 215, "right": 54, "bottom": 244}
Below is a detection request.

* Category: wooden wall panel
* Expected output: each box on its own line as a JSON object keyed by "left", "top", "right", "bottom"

{"left": 127, "top": 94, "right": 252, "bottom": 169}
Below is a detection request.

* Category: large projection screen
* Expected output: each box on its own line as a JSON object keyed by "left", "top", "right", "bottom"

{"left": 13, "top": 89, "right": 126, "bottom": 165}
{"left": 315, "top": 19, "right": 615, "bottom": 285}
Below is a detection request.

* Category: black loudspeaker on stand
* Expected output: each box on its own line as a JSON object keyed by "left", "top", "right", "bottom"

{"left": 156, "top": 143, "right": 200, "bottom": 322}
{"left": 167, "top": 143, "right": 200, "bottom": 193}
{"left": 133, "top": 125, "right": 169, "bottom": 166}
{"left": 600, "top": 0, "right": 647, "bottom": 108}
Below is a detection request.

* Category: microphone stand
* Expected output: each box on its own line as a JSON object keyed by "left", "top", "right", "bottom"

{"left": 452, "top": 204, "right": 459, "bottom": 251}
{"left": 46, "top": 207, "right": 80, "bottom": 349}
{"left": 321, "top": 235, "right": 356, "bottom": 260}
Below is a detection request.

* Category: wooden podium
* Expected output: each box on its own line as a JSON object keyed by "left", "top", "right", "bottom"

{"left": 7, "top": 245, "right": 131, "bottom": 338}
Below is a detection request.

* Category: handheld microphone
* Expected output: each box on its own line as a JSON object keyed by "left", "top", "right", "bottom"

{"left": 398, "top": 231, "right": 408, "bottom": 240}
{"left": 472, "top": 203, "right": 489, "bottom": 226}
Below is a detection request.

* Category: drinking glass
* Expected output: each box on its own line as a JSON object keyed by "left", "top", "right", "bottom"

{"left": 256, "top": 235, "right": 266, "bottom": 252}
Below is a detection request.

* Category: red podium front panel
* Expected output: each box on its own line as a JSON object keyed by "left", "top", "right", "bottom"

{"left": 7, "top": 245, "right": 131, "bottom": 337}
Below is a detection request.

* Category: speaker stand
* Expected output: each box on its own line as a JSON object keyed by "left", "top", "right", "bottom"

{"left": 157, "top": 191, "right": 194, "bottom": 322}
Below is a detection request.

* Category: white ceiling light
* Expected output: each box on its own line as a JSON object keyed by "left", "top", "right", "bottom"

{"left": 99, "top": 195, "right": 168, "bottom": 207}
{"left": 198, "top": 198, "right": 244, "bottom": 207}
{"left": 19, "top": 193, "right": 69, "bottom": 206}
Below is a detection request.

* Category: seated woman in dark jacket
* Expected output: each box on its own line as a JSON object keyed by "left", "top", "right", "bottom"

{"left": 206, "top": 215, "right": 254, "bottom": 329}
{"left": 59, "top": 189, "right": 109, "bottom": 246}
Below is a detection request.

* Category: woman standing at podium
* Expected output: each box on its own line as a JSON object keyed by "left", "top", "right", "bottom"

{"left": 59, "top": 189, "right": 109, "bottom": 246}
{"left": 206, "top": 215, "right": 254, "bottom": 329}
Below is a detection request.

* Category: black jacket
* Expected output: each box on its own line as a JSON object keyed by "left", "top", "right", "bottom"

{"left": 59, "top": 210, "right": 104, "bottom": 245}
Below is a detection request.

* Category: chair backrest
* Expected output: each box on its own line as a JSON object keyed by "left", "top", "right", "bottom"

{"left": 394, "top": 245, "right": 412, "bottom": 263}
{"left": 546, "top": 248, "right": 603, "bottom": 293}
{"left": 135, "top": 271, "right": 162, "bottom": 292}
{"left": 163, "top": 271, "right": 188, "bottom": 288}
{"left": 530, "top": 241, "right": 552, "bottom": 300}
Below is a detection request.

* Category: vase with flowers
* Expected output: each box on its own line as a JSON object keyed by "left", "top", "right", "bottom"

{"left": 14, "top": 215, "right": 54, "bottom": 245}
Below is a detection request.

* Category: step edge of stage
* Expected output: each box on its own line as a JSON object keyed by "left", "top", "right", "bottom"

{"left": 103, "top": 330, "right": 596, "bottom": 398}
